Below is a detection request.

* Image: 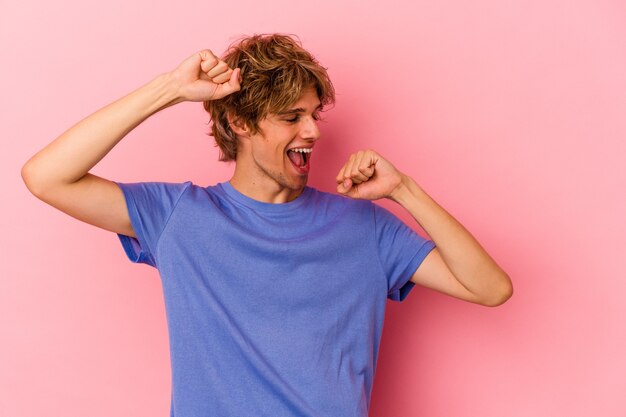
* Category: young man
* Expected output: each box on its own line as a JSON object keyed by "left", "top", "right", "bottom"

{"left": 22, "top": 34, "right": 512, "bottom": 417}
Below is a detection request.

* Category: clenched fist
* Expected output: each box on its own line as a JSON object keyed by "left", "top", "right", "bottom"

{"left": 335, "top": 149, "right": 406, "bottom": 201}
{"left": 168, "top": 49, "right": 241, "bottom": 103}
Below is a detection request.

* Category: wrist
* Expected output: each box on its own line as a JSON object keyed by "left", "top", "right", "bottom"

{"left": 389, "top": 174, "right": 422, "bottom": 206}
{"left": 145, "top": 72, "right": 185, "bottom": 112}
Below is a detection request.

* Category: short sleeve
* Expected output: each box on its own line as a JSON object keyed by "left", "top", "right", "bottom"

{"left": 374, "top": 203, "right": 436, "bottom": 302}
{"left": 115, "top": 181, "right": 191, "bottom": 268}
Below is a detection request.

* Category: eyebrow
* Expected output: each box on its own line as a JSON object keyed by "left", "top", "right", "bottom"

{"left": 276, "top": 103, "right": 323, "bottom": 115}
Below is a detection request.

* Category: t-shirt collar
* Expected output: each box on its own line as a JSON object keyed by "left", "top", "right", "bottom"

{"left": 218, "top": 181, "right": 313, "bottom": 213}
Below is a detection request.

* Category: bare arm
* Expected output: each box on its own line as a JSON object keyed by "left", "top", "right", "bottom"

{"left": 391, "top": 175, "right": 513, "bottom": 307}
{"left": 336, "top": 149, "right": 513, "bottom": 307}
{"left": 21, "top": 50, "right": 241, "bottom": 237}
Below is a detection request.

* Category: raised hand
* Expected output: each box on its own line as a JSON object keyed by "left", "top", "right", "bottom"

{"left": 335, "top": 149, "right": 406, "bottom": 201}
{"left": 169, "top": 49, "right": 241, "bottom": 103}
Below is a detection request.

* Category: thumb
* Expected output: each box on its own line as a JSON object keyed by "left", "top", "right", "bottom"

{"left": 211, "top": 68, "right": 241, "bottom": 100}
{"left": 225, "top": 68, "right": 242, "bottom": 94}
{"left": 337, "top": 178, "right": 357, "bottom": 197}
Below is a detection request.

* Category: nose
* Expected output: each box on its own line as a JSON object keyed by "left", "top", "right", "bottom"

{"left": 301, "top": 115, "right": 321, "bottom": 141}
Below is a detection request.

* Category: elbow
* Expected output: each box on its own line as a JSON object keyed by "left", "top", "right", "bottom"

{"left": 483, "top": 274, "right": 514, "bottom": 307}
{"left": 21, "top": 161, "right": 42, "bottom": 197}
{"left": 21, "top": 160, "right": 48, "bottom": 198}
{"left": 21, "top": 161, "right": 37, "bottom": 194}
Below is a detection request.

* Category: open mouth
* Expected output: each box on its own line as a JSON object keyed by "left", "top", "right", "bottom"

{"left": 286, "top": 148, "right": 312, "bottom": 173}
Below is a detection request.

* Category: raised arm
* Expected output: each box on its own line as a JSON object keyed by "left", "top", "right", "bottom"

{"left": 336, "top": 149, "right": 513, "bottom": 307}
{"left": 21, "top": 50, "right": 241, "bottom": 238}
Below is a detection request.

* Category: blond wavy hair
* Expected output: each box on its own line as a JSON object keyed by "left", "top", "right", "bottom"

{"left": 203, "top": 33, "right": 336, "bottom": 161}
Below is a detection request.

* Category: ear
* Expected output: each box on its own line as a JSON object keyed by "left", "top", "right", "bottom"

{"left": 227, "top": 112, "right": 250, "bottom": 137}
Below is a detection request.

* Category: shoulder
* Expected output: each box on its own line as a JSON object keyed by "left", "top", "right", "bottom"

{"left": 175, "top": 181, "right": 230, "bottom": 208}
{"left": 177, "top": 180, "right": 223, "bottom": 199}
{"left": 120, "top": 180, "right": 220, "bottom": 209}
{"left": 115, "top": 180, "right": 194, "bottom": 204}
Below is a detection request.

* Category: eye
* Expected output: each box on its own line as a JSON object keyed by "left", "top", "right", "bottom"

{"left": 284, "top": 112, "right": 323, "bottom": 123}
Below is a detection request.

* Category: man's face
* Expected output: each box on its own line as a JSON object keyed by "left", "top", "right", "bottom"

{"left": 244, "top": 86, "right": 323, "bottom": 192}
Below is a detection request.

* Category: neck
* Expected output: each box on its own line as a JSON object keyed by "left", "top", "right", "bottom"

{"left": 229, "top": 159, "right": 305, "bottom": 204}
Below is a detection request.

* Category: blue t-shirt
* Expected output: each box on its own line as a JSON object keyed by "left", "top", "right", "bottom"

{"left": 115, "top": 180, "right": 436, "bottom": 417}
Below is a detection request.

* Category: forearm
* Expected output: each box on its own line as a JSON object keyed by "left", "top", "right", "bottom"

{"left": 390, "top": 174, "right": 513, "bottom": 304}
{"left": 22, "top": 72, "right": 180, "bottom": 191}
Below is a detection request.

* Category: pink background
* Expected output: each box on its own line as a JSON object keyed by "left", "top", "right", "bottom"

{"left": 3, "top": 0, "right": 625, "bottom": 416}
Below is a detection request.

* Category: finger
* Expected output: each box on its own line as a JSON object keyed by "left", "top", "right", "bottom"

{"left": 337, "top": 177, "right": 353, "bottom": 194}
{"left": 349, "top": 151, "right": 370, "bottom": 183}
{"left": 211, "top": 68, "right": 233, "bottom": 85}
{"left": 342, "top": 153, "right": 358, "bottom": 181}
{"left": 228, "top": 67, "right": 242, "bottom": 92}
{"left": 199, "top": 50, "right": 219, "bottom": 72}
{"left": 338, "top": 179, "right": 362, "bottom": 199}
{"left": 207, "top": 60, "right": 229, "bottom": 78}
{"left": 335, "top": 165, "right": 347, "bottom": 184}
{"left": 200, "top": 58, "right": 219, "bottom": 73}
{"left": 335, "top": 166, "right": 346, "bottom": 184}
{"left": 355, "top": 151, "right": 375, "bottom": 180}
{"left": 336, "top": 154, "right": 356, "bottom": 185}
{"left": 213, "top": 68, "right": 242, "bottom": 98}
